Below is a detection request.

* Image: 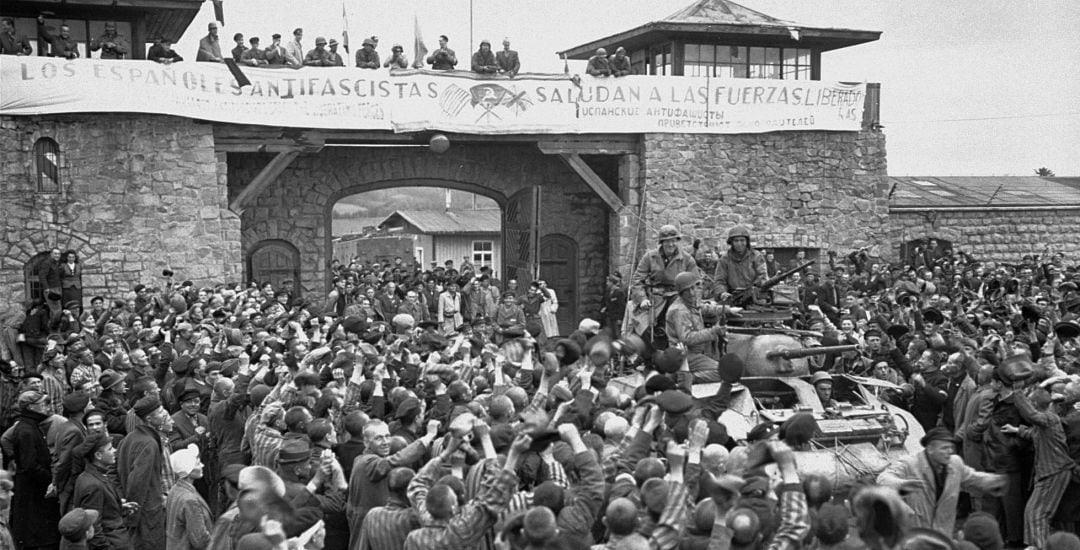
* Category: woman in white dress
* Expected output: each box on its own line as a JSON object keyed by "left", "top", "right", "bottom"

{"left": 538, "top": 280, "right": 560, "bottom": 337}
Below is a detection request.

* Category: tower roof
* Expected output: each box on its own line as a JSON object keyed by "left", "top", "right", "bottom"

{"left": 559, "top": 0, "right": 879, "bottom": 60}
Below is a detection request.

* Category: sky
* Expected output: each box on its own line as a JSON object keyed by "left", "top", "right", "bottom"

{"left": 175, "top": 0, "right": 1080, "bottom": 176}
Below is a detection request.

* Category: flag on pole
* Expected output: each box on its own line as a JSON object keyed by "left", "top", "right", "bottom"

{"left": 212, "top": 0, "right": 225, "bottom": 26}
{"left": 412, "top": 15, "right": 428, "bottom": 69}
{"left": 341, "top": 1, "right": 350, "bottom": 53}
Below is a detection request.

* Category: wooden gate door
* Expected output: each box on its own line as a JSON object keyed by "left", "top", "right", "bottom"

{"left": 539, "top": 234, "right": 578, "bottom": 334}
{"left": 502, "top": 187, "right": 540, "bottom": 287}
{"left": 249, "top": 240, "right": 301, "bottom": 297}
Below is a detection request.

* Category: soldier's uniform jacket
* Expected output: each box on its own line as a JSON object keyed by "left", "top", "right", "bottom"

{"left": 713, "top": 248, "right": 767, "bottom": 296}
{"left": 630, "top": 247, "right": 699, "bottom": 301}
{"left": 665, "top": 296, "right": 723, "bottom": 357}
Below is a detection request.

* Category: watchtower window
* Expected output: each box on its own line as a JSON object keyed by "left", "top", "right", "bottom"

{"left": 34, "top": 138, "right": 61, "bottom": 193}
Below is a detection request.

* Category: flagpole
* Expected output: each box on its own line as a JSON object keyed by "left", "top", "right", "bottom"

{"left": 469, "top": 0, "right": 474, "bottom": 57}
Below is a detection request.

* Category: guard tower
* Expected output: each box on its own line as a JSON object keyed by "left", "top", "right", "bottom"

{"left": 0, "top": 0, "right": 203, "bottom": 59}
{"left": 558, "top": 0, "right": 880, "bottom": 79}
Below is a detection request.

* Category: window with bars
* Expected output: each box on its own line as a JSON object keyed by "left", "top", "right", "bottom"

{"left": 34, "top": 137, "right": 61, "bottom": 193}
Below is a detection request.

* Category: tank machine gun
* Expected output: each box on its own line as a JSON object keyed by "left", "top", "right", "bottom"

{"left": 728, "top": 260, "right": 815, "bottom": 308}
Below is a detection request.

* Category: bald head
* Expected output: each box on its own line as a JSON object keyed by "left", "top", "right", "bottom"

{"left": 634, "top": 458, "right": 666, "bottom": 488}
{"left": 604, "top": 416, "right": 629, "bottom": 442}
{"left": 702, "top": 444, "right": 729, "bottom": 473}
{"left": 427, "top": 484, "right": 456, "bottom": 519}
{"left": 604, "top": 498, "right": 639, "bottom": 535}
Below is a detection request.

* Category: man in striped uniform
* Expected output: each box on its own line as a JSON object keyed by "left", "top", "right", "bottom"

{"left": 1004, "top": 388, "right": 1075, "bottom": 550}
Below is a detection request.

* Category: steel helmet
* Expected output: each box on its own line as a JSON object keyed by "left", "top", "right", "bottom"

{"left": 674, "top": 271, "right": 699, "bottom": 293}
{"left": 657, "top": 224, "right": 682, "bottom": 242}
{"left": 726, "top": 225, "right": 751, "bottom": 245}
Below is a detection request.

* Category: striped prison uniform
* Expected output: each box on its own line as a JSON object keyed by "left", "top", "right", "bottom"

{"left": 1014, "top": 391, "right": 1074, "bottom": 549}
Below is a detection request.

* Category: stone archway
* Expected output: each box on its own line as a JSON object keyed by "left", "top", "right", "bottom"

{"left": 230, "top": 146, "right": 610, "bottom": 303}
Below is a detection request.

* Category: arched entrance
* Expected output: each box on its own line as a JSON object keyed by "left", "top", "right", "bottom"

{"left": 539, "top": 234, "right": 578, "bottom": 333}
{"left": 325, "top": 178, "right": 540, "bottom": 290}
{"left": 248, "top": 239, "right": 301, "bottom": 297}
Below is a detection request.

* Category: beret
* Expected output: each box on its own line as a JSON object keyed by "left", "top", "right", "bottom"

{"left": 293, "top": 371, "right": 321, "bottom": 387}
{"left": 653, "top": 347, "right": 685, "bottom": 374}
{"left": 133, "top": 395, "right": 162, "bottom": 419}
{"left": 779, "top": 412, "right": 818, "bottom": 447}
{"left": 643, "top": 374, "right": 676, "bottom": 394}
{"left": 490, "top": 423, "right": 515, "bottom": 453}
{"left": 922, "top": 308, "right": 945, "bottom": 325}
{"left": 340, "top": 316, "right": 367, "bottom": 335}
{"left": 654, "top": 389, "right": 694, "bottom": 415}
{"left": 171, "top": 355, "right": 194, "bottom": 375}
{"left": 717, "top": 353, "right": 745, "bottom": 383}
{"left": 395, "top": 397, "right": 421, "bottom": 420}
{"left": 554, "top": 339, "right": 581, "bottom": 366}
{"left": 745, "top": 422, "right": 778, "bottom": 443}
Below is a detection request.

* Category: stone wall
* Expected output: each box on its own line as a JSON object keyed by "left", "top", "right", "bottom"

{"left": 0, "top": 114, "right": 242, "bottom": 306}
{"left": 891, "top": 209, "right": 1080, "bottom": 263}
{"left": 635, "top": 130, "right": 888, "bottom": 269}
{"left": 228, "top": 146, "right": 609, "bottom": 319}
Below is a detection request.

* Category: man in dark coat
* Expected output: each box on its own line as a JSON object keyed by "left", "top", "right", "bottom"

{"left": 52, "top": 392, "right": 91, "bottom": 513}
{"left": 495, "top": 38, "right": 520, "bottom": 76}
{"left": 471, "top": 40, "right": 498, "bottom": 74}
{"left": 116, "top": 395, "right": 174, "bottom": 550}
{"left": 8, "top": 391, "right": 62, "bottom": 550}
{"left": 909, "top": 349, "right": 949, "bottom": 431}
{"left": 0, "top": 17, "right": 33, "bottom": 55}
{"left": 72, "top": 431, "right": 132, "bottom": 550}
{"left": 39, "top": 247, "right": 64, "bottom": 299}
{"left": 169, "top": 389, "right": 213, "bottom": 503}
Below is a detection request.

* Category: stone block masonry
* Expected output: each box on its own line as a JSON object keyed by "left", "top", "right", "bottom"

{"left": 892, "top": 209, "right": 1080, "bottom": 263}
{"left": 634, "top": 130, "right": 888, "bottom": 270}
{"left": 0, "top": 114, "right": 243, "bottom": 305}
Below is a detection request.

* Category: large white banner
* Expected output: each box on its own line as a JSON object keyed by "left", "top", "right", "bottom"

{"left": 1, "top": 56, "right": 866, "bottom": 134}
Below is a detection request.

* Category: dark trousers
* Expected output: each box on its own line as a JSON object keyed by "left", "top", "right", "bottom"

{"left": 982, "top": 471, "right": 1025, "bottom": 543}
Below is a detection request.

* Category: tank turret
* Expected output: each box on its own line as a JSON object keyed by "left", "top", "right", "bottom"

{"left": 725, "top": 331, "right": 855, "bottom": 377}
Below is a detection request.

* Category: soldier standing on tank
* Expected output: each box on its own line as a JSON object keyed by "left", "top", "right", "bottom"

{"left": 626, "top": 225, "right": 699, "bottom": 346}
{"left": 713, "top": 225, "right": 767, "bottom": 303}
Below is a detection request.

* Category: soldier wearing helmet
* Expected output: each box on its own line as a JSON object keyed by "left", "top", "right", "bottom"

{"left": 713, "top": 225, "right": 767, "bottom": 302}
{"left": 626, "top": 225, "right": 700, "bottom": 345}
{"left": 665, "top": 271, "right": 741, "bottom": 383}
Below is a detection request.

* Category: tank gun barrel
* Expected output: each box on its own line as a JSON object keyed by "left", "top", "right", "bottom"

{"left": 766, "top": 344, "right": 858, "bottom": 359}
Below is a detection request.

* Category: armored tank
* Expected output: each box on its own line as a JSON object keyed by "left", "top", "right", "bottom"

{"left": 695, "top": 328, "right": 924, "bottom": 485}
